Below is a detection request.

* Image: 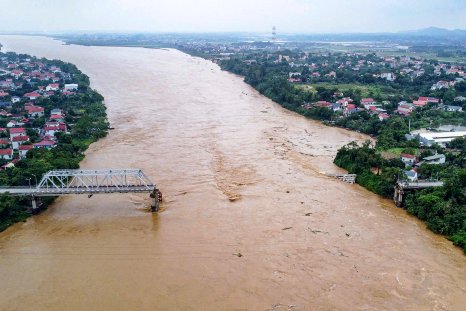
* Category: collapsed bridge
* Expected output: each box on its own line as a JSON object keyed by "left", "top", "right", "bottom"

{"left": 0, "top": 169, "right": 161, "bottom": 212}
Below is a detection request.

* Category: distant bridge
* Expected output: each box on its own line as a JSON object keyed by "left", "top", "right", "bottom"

{"left": 393, "top": 180, "right": 444, "bottom": 207}
{"left": 326, "top": 173, "right": 357, "bottom": 184}
{"left": 0, "top": 169, "right": 161, "bottom": 211}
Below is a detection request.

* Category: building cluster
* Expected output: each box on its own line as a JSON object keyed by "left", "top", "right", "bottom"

{"left": 0, "top": 55, "right": 78, "bottom": 168}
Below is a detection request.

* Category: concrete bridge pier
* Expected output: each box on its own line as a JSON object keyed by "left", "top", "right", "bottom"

{"left": 31, "top": 196, "right": 38, "bottom": 210}
{"left": 150, "top": 188, "right": 162, "bottom": 212}
{"left": 393, "top": 186, "right": 404, "bottom": 207}
{"left": 30, "top": 196, "right": 42, "bottom": 214}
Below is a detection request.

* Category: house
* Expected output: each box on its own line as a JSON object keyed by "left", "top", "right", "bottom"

{"left": 0, "top": 139, "right": 9, "bottom": 147}
{"left": 11, "top": 135, "right": 29, "bottom": 149}
{"left": 404, "top": 170, "right": 418, "bottom": 182}
{"left": 11, "top": 69, "right": 23, "bottom": 79}
{"left": 44, "top": 122, "right": 67, "bottom": 136}
{"left": 64, "top": 83, "right": 78, "bottom": 91}
{"left": 396, "top": 102, "right": 415, "bottom": 115}
{"left": 1, "top": 160, "right": 17, "bottom": 170}
{"left": 413, "top": 97, "right": 439, "bottom": 107}
{"left": 314, "top": 101, "right": 333, "bottom": 108}
{"left": 361, "top": 98, "right": 376, "bottom": 106}
{"left": 344, "top": 103, "right": 363, "bottom": 115}
{"left": 18, "top": 145, "right": 33, "bottom": 159}
{"left": 49, "top": 114, "right": 65, "bottom": 122}
{"left": 0, "top": 148, "right": 13, "bottom": 160}
{"left": 0, "top": 90, "right": 8, "bottom": 97}
{"left": 378, "top": 113, "right": 390, "bottom": 121}
{"left": 363, "top": 102, "right": 382, "bottom": 110}
{"left": 401, "top": 153, "right": 417, "bottom": 165}
{"left": 380, "top": 72, "right": 396, "bottom": 81}
{"left": 336, "top": 97, "right": 353, "bottom": 108}
{"left": 7, "top": 120, "right": 20, "bottom": 128}
{"left": 46, "top": 83, "right": 59, "bottom": 91}
{"left": 50, "top": 108, "right": 63, "bottom": 116}
{"left": 11, "top": 96, "right": 20, "bottom": 103}
{"left": 33, "top": 140, "right": 56, "bottom": 149}
{"left": 431, "top": 80, "right": 455, "bottom": 90}
{"left": 23, "top": 92, "right": 41, "bottom": 100}
{"left": 443, "top": 105, "right": 463, "bottom": 112}
{"left": 422, "top": 154, "right": 446, "bottom": 165}
{"left": 25, "top": 105, "right": 45, "bottom": 118}
{"left": 9, "top": 127, "right": 26, "bottom": 139}
{"left": 330, "top": 102, "right": 341, "bottom": 111}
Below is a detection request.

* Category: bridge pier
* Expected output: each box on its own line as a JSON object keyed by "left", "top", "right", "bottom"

{"left": 393, "top": 186, "right": 404, "bottom": 207}
{"left": 31, "top": 196, "right": 38, "bottom": 210}
{"left": 30, "top": 196, "right": 42, "bottom": 214}
{"left": 150, "top": 188, "right": 162, "bottom": 212}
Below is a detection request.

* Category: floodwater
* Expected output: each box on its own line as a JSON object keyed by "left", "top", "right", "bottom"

{"left": 0, "top": 36, "right": 464, "bottom": 311}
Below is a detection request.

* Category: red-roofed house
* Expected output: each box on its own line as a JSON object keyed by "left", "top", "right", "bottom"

{"left": 12, "top": 135, "right": 30, "bottom": 149}
{"left": 0, "top": 90, "right": 9, "bottom": 97}
{"left": 378, "top": 113, "right": 390, "bottom": 121}
{"left": 0, "top": 148, "right": 13, "bottom": 160}
{"left": 416, "top": 97, "right": 440, "bottom": 106}
{"left": 9, "top": 127, "right": 26, "bottom": 139}
{"left": 361, "top": 98, "right": 376, "bottom": 105}
{"left": 314, "top": 101, "right": 332, "bottom": 108}
{"left": 46, "top": 83, "right": 60, "bottom": 91}
{"left": 23, "top": 92, "right": 41, "bottom": 100}
{"left": 33, "top": 140, "right": 56, "bottom": 149}
{"left": 11, "top": 69, "right": 23, "bottom": 79}
{"left": 25, "top": 105, "right": 45, "bottom": 118}
{"left": 49, "top": 114, "right": 64, "bottom": 121}
{"left": 44, "top": 122, "right": 67, "bottom": 136}
{"left": 345, "top": 103, "right": 363, "bottom": 116}
{"left": 401, "top": 153, "right": 417, "bottom": 165}
{"left": 18, "top": 145, "right": 33, "bottom": 159}
{"left": 396, "top": 102, "right": 415, "bottom": 115}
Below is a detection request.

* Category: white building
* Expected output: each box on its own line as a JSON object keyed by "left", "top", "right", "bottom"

{"left": 414, "top": 131, "right": 466, "bottom": 147}
{"left": 64, "top": 83, "right": 78, "bottom": 91}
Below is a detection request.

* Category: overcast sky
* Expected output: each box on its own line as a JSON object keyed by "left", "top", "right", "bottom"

{"left": 2, "top": 0, "right": 466, "bottom": 33}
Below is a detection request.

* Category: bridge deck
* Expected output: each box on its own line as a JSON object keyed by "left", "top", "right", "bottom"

{"left": 396, "top": 181, "right": 444, "bottom": 189}
{"left": 0, "top": 185, "right": 155, "bottom": 196}
{"left": 0, "top": 169, "right": 156, "bottom": 197}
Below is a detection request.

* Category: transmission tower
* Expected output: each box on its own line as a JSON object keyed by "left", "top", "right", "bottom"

{"left": 272, "top": 26, "right": 277, "bottom": 42}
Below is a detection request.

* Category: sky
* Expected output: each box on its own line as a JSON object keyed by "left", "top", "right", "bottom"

{"left": 1, "top": 0, "right": 466, "bottom": 34}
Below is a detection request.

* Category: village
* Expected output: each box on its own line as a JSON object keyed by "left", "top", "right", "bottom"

{"left": 0, "top": 53, "right": 80, "bottom": 170}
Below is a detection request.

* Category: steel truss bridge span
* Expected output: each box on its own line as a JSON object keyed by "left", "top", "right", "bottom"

{"left": 0, "top": 169, "right": 161, "bottom": 211}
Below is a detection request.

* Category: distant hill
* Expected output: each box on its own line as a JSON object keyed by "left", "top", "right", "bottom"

{"left": 401, "top": 27, "right": 466, "bottom": 37}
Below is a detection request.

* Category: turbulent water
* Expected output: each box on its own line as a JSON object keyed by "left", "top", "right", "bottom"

{"left": 0, "top": 36, "right": 464, "bottom": 311}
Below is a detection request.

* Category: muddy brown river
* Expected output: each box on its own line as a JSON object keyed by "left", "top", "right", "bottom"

{"left": 0, "top": 36, "right": 464, "bottom": 311}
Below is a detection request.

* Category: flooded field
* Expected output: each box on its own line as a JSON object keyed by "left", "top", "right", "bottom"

{"left": 0, "top": 36, "right": 464, "bottom": 311}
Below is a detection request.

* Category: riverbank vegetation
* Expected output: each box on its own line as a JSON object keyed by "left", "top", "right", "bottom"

{"left": 0, "top": 52, "right": 108, "bottom": 232}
